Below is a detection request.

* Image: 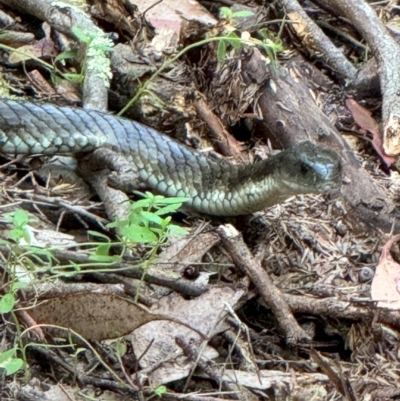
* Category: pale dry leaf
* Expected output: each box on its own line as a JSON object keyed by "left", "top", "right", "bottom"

{"left": 152, "top": 227, "right": 219, "bottom": 274}
{"left": 19, "top": 225, "right": 77, "bottom": 248}
{"left": 221, "top": 370, "right": 329, "bottom": 390}
{"left": 131, "top": 286, "right": 245, "bottom": 386}
{"left": 371, "top": 234, "right": 400, "bottom": 309}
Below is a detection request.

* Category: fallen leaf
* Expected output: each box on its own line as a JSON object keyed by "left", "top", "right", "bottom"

{"left": 27, "top": 69, "right": 56, "bottom": 95}
{"left": 8, "top": 22, "right": 56, "bottom": 64}
{"left": 346, "top": 98, "right": 396, "bottom": 167}
{"left": 131, "top": 286, "right": 245, "bottom": 386}
{"left": 135, "top": 0, "right": 216, "bottom": 34}
{"left": 30, "top": 291, "right": 205, "bottom": 341}
{"left": 371, "top": 234, "right": 400, "bottom": 309}
{"left": 221, "top": 369, "right": 329, "bottom": 390}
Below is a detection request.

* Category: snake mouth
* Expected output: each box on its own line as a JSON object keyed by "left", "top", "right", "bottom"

{"left": 320, "top": 179, "right": 342, "bottom": 192}
{"left": 278, "top": 178, "right": 340, "bottom": 196}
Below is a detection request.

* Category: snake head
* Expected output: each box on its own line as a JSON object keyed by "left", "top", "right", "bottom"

{"left": 277, "top": 141, "right": 342, "bottom": 194}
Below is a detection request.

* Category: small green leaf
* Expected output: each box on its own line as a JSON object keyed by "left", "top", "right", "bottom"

{"left": 168, "top": 225, "right": 188, "bottom": 236}
{"left": 63, "top": 73, "right": 83, "bottom": 83}
{"left": 220, "top": 7, "right": 233, "bottom": 19}
{"left": 150, "top": 227, "right": 163, "bottom": 236}
{"left": 3, "top": 358, "right": 23, "bottom": 376}
{"left": 0, "top": 294, "right": 15, "bottom": 313}
{"left": 258, "top": 28, "right": 268, "bottom": 40}
{"left": 217, "top": 40, "right": 226, "bottom": 63}
{"left": 140, "top": 211, "right": 163, "bottom": 226}
{"left": 115, "top": 341, "right": 127, "bottom": 357}
{"left": 55, "top": 49, "right": 77, "bottom": 62}
{"left": 87, "top": 231, "right": 111, "bottom": 241}
{"left": 107, "top": 220, "right": 128, "bottom": 229}
{"left": 227, "top": 32, "right": 242, "bottom": 50}
{"left": 155, "top": 385, "right": 167, "bottom": 396}
{"left": 94, "top": 244, "right": 111, "bottom": 257}
{"left": 13, "top": 210, "right": 29, "bottom": 227}
{"left": 72, "top": 26, "right": 93, "bottom": 43}
{"left": 157, "top": 197, "right": 188, "bottom": 205}
{"left": 130, "top": 198, "right": 152, "bottom": 209}
{"left": 92, "top": 44, "right": 113, "bottom": 52}
{"left": 155, "top": 203, "right": 182, "bottom": 216}
{"left": 88, "top": 254, "right": 121, "bottom": 263}
{"left": 0, "top": 349, "right": 16, "bottom": 364}
{"left": 25, "top": 247, "right": 54, "bottom": 259}
{"left": 9, "top": 228, "right": 26, "bottom": 242}
{"left": 128, "top": 213, "right": 143, "bottom": 226}
{"left": 232, "top": 10, "right": 254, "bottom": 18}
{"left": 122, "top": 225, "right": 158, "bottom": 243}
{"left": 12, "top": 281, "right": 28, "bottom": 291}
{"left": 133, "top": 191, "right": 156, "bottom": 202}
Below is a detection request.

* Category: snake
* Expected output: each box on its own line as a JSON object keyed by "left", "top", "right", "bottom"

{"left": 0, "top": 99, "right": 342, "bottom": 216}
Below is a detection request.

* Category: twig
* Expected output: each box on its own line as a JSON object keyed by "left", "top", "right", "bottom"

{"left": 195, "top": 98, "right": 245, "bottom": 159}
{"left": 329, "top": 0, "right": 400, "bottom": 156}
{"left": 280, "top": 0, "right": 357, "bottom": 80}
{"left": 217, "top": 224, "right": 310, "bottom": 344}
{"left": 175, "top": 335, "right": 241, "bottom": 400}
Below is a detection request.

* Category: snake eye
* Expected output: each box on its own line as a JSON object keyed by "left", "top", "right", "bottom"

{"left": 299, "top": 163, "right": 310, "bottom": 176}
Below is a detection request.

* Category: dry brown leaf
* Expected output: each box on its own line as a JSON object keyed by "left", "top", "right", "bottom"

{"left": 30, "top": 292, "right": 205, "bottom": 341}
{"left": 136, "top": 0, "right": 216, "bottom": 34}
{"left": 371, "top": 234, "right": 400, "bottom": 309}
{"left": 55, "top": 79, "right": 81, "bottom": 103}
{"left": 346, "top": 98, "right": 396, "bottom": 167}
{"left": 27, "top": 69, "right": 56, "bottom": 95}
{"left": 8, "top": 22, "right": 56, "bottom": 64}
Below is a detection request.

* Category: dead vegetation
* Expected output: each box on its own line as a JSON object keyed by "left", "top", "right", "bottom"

{"left": 1, "top": 0, "right": 400, "bottom": 400}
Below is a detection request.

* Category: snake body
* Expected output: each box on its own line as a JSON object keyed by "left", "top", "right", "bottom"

{"left": 0, "top": 99, "right": 342, "bottom": 216}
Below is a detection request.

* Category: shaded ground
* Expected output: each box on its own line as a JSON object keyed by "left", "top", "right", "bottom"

{"left": 1, "top": 1, "right": 400, "bottom": 400}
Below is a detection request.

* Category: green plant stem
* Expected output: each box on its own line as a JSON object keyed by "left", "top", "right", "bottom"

{"left": 0, "top": 43, "right": 69, "bottom": 80}
{"left": 117, "top": 36, "right": 243, "bottom": 116}
{"left": 22, "top": 325, "right": 124, "bottom": 383}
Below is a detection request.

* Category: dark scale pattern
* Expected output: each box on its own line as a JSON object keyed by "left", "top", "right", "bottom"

{"left": 0, "top": 99, "right": 342, "bottom": 216}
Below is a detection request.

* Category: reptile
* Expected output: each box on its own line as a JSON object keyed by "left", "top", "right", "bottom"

{"left": 0, "top": 99, "right": 342, "bottom": 216}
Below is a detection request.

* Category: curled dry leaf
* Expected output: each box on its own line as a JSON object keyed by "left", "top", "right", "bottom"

{"left": 346, "top": 98, "right": 396, "bottom": 167}
{"left": 371, "top": 234, "right": 400, "bottom": 310}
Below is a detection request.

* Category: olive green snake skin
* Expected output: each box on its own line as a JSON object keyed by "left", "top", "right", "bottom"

{"left": 0, "top": 99, "right": 342, "bottom": 216}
